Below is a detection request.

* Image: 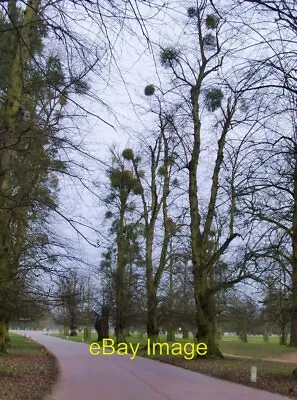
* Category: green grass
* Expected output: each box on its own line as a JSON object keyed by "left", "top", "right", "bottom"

{"left": 219, "top": 336, "right": 297, "bottom": 359}
{"left": 5, "top": 333, "right": 43, "bottom": 353}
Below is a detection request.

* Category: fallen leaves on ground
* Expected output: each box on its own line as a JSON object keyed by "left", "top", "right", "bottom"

{"left": 155, "top": 355, "right": 297, "bottom": 398}
{"left": 0, "top": 336, "right": 58, "bottom": 400}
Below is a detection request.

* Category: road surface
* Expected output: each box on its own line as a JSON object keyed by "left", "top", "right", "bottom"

{"left": 21, "top": 331, "right": 289, "bottom": 400}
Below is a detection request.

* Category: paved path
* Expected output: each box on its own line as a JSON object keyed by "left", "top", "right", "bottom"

{"left": 224, "top": 353, "right": 297, "bottom": 364}
{"left": 21, "top": 331, "right": 289, "bottom": 400}
{"left": 265, "top": 353, "right": 297, "bottom": 364}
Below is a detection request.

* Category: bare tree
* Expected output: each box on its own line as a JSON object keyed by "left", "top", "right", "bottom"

{"left": 153, "top": 1, "right": 262, "bottom": 356}
{"left": 126, "top": 110, "right": 181, "bottom": 342}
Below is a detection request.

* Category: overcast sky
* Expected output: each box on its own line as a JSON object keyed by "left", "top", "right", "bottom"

{"left": 52, "top": 3, "right": 175, "bottom": 272}
{"left": 50, "top": 0, "right": 283, "bottom": 278}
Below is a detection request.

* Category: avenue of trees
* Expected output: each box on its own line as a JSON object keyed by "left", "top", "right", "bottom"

{"left": 1, "top": 0, "right": 297, "bottom": 359}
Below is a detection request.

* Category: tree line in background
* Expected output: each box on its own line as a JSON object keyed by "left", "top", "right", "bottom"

{"left": 1, "top": 0, "right": 297, "bottom": 358}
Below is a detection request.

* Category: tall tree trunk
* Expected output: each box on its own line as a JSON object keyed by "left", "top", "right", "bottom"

{"left": 115, "top": 277, "right": 126, "bottom": 343}
{"left": 145, "top": 226, "right": 159, "bottom": 342}
{"left": 146, "top": 285, "right": 158, "bottom": 342}
{"left": 101, "top": 305, "right": 109, "bottom": 339}
{"left": 4, "top": 318, "right": 9, "bottom": 342}
{"left": 193, "top": 274, "right": 222, "bottom": 357}
{"left": 189, "top": 80, "right": 221, "bottom": 356}
{"left": 291, "top": 147, "right": 297, "bottom": 346}
{"left": 291, "top": 277, "right": 297, "bottom": 346}
{"left": 280, "top": 325, "right": 287, "bottom": 345}
{"left": 0, "top": 0, "right": 40, "bottom": 354}
{"left": 182, "top": 328, "right": 189, "bottom": 339}
{"left": 115, "top": 195, "right": 127, "bottom": 344}
{"left": 95, "top": 306, "right": 110, "bottom": 341}
{"left": 0, "top": 316, "right": 7, "bottom": 353}
{"left": 167, "top": 328, "right": 175, "bottom": 341}
{"left": 83, "top": 327, "right": 91, "bottom": 340}
{"left": 167, "top": 239, "right": 175, "bottom": 341}
{"left": 69, "top": 308, "right": 77, "bottom": 336}
{"left": 133, "top": 133, "right": 171, "bottom": 345}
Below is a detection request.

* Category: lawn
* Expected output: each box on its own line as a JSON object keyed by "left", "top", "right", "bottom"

{"left": 219, "top": 336, "right": 297, "bottom": 359}
{"left": 0, "top": 333, "right": 58, "bottom": 400}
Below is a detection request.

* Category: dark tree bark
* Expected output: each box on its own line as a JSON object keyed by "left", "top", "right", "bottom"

{"left": 290, "top": 147, "right": 297, "bottom": 346}
{"left": 95, "top": 306, "right": 109, "bottom": 341}
{"left": 69, "top": 308, "right": 77, "bottom": 336}
{"left": 280, "top": 325, "right": 287, "bottom": 345}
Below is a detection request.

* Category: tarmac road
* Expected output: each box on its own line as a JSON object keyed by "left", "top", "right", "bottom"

{"left": 20, "top": 331, "right": 289, "bottom": 400}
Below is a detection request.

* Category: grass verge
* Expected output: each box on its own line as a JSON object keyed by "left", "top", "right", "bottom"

{"left": 220, "top": 339, "right": 297, "bottom": 359}
{"left": 157, "top": 355, "right": 297, "bottom": 398}
{"left": 0, "top": 333, "right": 58, "bottom": 400}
